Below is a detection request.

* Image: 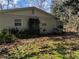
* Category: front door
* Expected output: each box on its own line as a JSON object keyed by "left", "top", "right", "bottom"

{"left": 28, "top": 18, "right": 40, "bottom": 35}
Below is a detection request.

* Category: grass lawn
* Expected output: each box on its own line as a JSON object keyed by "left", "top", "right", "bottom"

{"left": 0, "top": 35, "right": 79, "bottom": 59}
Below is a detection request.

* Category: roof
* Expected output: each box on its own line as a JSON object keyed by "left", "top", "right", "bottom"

{"left": 0, "top": 7, "right": 58, "bottom": 19}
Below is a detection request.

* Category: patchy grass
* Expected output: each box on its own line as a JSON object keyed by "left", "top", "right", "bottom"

{"left": 0, "top": 36, "right": 79, "bottom": 59}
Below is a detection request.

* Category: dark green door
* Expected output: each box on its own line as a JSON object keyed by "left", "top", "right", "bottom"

{"left": 28, "top": 18, "right": 40, "bottom": 35}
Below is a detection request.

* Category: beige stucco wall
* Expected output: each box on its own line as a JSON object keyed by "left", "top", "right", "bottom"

{"left": 0, "top": 14, "right": 29, "bottom": 31}
{"left": 0, "top": 9, "right": 58, "bottom": 34}
{"left": 39, "top": 17, "right": 57, "bottom": 34}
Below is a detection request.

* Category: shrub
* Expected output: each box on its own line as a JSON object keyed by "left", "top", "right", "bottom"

{"left": 9, "top": 28, "right": 19, "bottom": 34}
{"left": 9, "top": 28, "right": 37, "bottom": 39}
{"left": 16, "top": 29, "right": 30, "bottom": 39}
{"left": 0, "top": 29, "right": 16, "bottom": 44}
{"left": 9, "top": 28, "right": 22, "bottom": 38}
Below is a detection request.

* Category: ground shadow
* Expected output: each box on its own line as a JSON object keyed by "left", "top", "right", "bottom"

{"left": 26, "top": 32, "right": 79, "bottom": 40}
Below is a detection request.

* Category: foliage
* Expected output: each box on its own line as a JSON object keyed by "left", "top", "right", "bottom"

{"left": 7, "top": 44, "right": 40, "bottom": 59}
{"left": 73, "top": 50, "right": 79, "bottom": 59}
{"left": 5, "top": 37, "right": 79, "bottom": 59}
{"left": 9, "top": 28, "right": 29, "bottom": 39}
{"left": 63, "top": 0, "right": 79, "bottom": 15}
{"left": 0, "top": 29, "right": 16, "bottom": 44}
{"left": 9, "top": 28, "right": 39, "bottom": 39}
{"left": 52, "top": 0, "right": 79, "bottom": 32}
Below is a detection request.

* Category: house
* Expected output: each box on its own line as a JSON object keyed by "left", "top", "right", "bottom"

{"left": 0, "top": 7, "right": 63, "bottom": 34}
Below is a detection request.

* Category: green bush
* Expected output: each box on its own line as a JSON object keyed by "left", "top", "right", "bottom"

{"left": 16, "top": 29, "right": 30, "bottom": 39}
{"left": 0, "top": 29, "right": 16, "bottom": 44}
{"left": 9, "top": 28, "right": 25, "bottom": 38}
{"left": 9, "top": 28, "right": 37, "bottom": 39}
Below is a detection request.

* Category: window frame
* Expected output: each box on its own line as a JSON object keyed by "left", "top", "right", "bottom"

{"left": 14, "top": 19, "right": 22, "bottom": 26}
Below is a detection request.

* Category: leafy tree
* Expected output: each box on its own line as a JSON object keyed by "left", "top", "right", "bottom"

{"left": 63, "top": 0, "right": 79, "bottom": 15}
{"left": 51, "top": 0, "right": 79, "bottom": 32}
{"left": 63, "top": 0, "right": 79, "bottom": 32}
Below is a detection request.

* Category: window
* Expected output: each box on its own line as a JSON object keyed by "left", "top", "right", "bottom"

{"left": 14, "top": 19, "right": 21, "bottom": 26}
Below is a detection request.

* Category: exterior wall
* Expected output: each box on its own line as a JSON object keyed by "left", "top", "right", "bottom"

{"left": 0, "top": 14, "right": 29, "bottom": 31}
{"left": 0, "top": 8, "right": 59, "bottom": 34}
{"left": 7, "top": 9, "right": 32, "bottom": 16}
{"left": 39, "top": 17, "right": 57, "bottom": 34}
{"left": 35, "top": 9, "right": 52, "bottom": 17}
